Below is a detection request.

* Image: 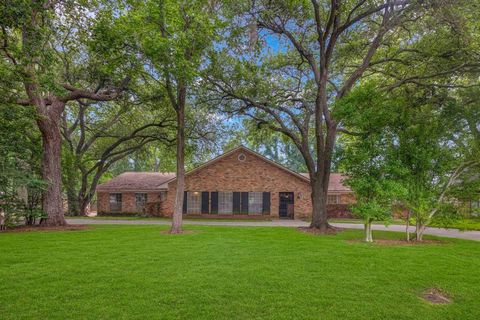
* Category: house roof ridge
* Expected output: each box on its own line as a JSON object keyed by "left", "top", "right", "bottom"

{"left": 163, "top": 145, "right": 310, "bottom": 185}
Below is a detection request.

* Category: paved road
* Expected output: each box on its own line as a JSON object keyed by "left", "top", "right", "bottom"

{"left": 67, "top": 219, "right": 480, "bottom": 241}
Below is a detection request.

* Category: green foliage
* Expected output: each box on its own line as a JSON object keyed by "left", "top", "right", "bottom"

{"left": 0, "top": 102, "right": 44, "bottom": 226}
{"left": 351, "top": 200, "right": 390, "bottom": 223}
{"left": 0, "top": 172, "right": 47, "bottom": 227}
{"left": 339, "top": 77, "right": 478, "bottom": 238}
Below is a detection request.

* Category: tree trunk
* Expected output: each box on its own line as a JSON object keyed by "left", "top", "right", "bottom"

{"left": 65, "top": 165, "right": 79, "bottom": 216}
{"left": 66, "top": 186, "right": 79, "bottom": 216}
{"left": 364, "top": 219, "right": 373, "bottom": 242}
{"left": 78, "top": 195, "right": 90, "bottom": 216}
{"left": 63, "top": 149, "right": 80, "bottom": 215}
{"left": 309, "top": 180, "right": 330, "bottom": 231}
{"left": 36, "top": 105, "right": 67, "bottom": 226}
{"left": 415, "top": 217, "right": 425, "bottom": 242}
{"left": 170, "top": 104, "right": 185, "bottom": 234}
{"left": 405, "top": 209, "right": 411, "bottom": 242}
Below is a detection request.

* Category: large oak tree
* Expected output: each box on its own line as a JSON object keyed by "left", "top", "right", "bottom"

{"left": 0, "top": 1, "right": 133, "bottom": 225}
{"left": 207, "top": 0, "right": 476, "bottom": 231}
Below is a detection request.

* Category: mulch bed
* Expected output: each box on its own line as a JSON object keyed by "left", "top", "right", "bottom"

{"left": 421, "top": 288, "right": 451, "bottom": 304}
{"left": 0, "top": 225, "right": 89, "bottom": 233}
{"left": 298, "top": 226, "right": 343, "bottom": 235}
{"left": 347, "top": 239, "right": 448, "bottom": 246}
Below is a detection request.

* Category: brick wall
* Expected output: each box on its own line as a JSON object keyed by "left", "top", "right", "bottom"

{"left": 96, "top": 148, "right": 356, "bottom": 219}
{"left": 327, "top": 193, "right": 356, "bottom": 218}
{"left": 97, "top": 191, "right": 163, "bottom": 214}
{"left": 163, "top": 148, "right": 354, "bottom": 219}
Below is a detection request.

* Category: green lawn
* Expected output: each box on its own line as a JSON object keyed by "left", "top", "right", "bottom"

{"left": 1, "top": 225, "right": 480, "bottom": 319}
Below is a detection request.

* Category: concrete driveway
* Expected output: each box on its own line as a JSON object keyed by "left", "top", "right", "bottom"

{"left": 67, "top": 218, "right": 480, "bottom": 241}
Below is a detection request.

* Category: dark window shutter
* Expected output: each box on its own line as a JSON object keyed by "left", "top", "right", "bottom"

{"left": 211, "top": 192, "right": 218, "bottom": 214}
{"left": 182, "top": 191, "right": 187, "bottom": 214}
{"left": 262, "top": 192, "right": 271, "bottom": 215}
{"left": 233, "top": 192, "right": 241, "bottom": 214}
{"left": 241, "top": 192, "right": 249, "bottom": 214}
{"left": 201, "top": 192, "right": 210, "bottom": 214}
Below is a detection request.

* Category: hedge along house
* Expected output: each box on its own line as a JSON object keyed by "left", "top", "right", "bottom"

{"left": 97, "top": 146, "right": 355, "bottom": 219}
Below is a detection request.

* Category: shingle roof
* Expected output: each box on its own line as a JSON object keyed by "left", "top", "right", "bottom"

{"left": 164, "top": 145, "right": 311, "bottom": 185}
{"left": 96, "top": 146, "right": 352, "bottom": 193}
{"left": 96, "top": 172, "right": 175, "bottom": 191}
{"left": 300, "top": 173, "right": 351, "bottom": 192}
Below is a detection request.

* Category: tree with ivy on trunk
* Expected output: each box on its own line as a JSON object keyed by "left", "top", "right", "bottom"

{"left": 0, "top": 1, "right": 133, "bottom": 226}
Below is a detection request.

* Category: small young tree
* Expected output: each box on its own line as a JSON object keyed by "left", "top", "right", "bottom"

{"left": 351, "top": 201, "right": 387, "bottom": 243}
{"left": 0, "top": 101, "right": 43, "bottom": 227}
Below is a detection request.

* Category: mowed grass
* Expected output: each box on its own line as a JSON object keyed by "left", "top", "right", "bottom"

{"left": 1, "top": 226, "right": 480, "bottom": 320}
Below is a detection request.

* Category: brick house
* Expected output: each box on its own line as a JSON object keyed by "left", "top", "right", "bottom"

{"left": 96, "top": 146, "right": 355, "bottom": 219}
{"left": 96, "top": 172, "right": 174, "bottom": 215}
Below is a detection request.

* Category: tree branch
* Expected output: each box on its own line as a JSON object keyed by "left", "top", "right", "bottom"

{"left": 60, "top": 77, "right": 130, "bottom": 103}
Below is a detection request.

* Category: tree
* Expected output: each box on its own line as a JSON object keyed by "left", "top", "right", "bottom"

{"left": 61, "top": 99, "right": 175, "bottom": 216}
{"left": 0, "top": 102, "right": 44, "bottom": 227}
{"left": 123, "top": 0, "right": 220, "bottom": 233}
{"left": 338, "top": 84, "right": 407, "bottom": 242}
{"left": 338, "top": 81, "right": 479, "bottom": 241}
{"left": 0, "top": 1, "right": 132, "bottom": 226}
{"left": 207, "top": 0, "right": 440, "bottom": 231}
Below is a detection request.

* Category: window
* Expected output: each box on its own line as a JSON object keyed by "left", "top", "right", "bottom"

{"left": 187, "top": 191, "right": 201, "bottom": 214}
{"left": 472, "top": 200, "right": 480, "bottom": 216}
{"left": 472, "top": 200, "right": 480, "bottom": 209}
{"left": 248, "top": 192, "right": 263, "bottom": 214}
{"left": 135, "top": 193, "right": 147, "bottom": 212}
{"left": 109, "top": 193, "right": 122, "bottom": 212}
{"left": 218, "top": 192, "right": 233, "bottom": 214}
{"left": 159, "top": 191, "right": 167, "bottom": 201}
{"left": 327, "top": 194, "right": 339, "bottom": 205}
{"left": 238, "top": 153, "right": 246, "bottom": 162}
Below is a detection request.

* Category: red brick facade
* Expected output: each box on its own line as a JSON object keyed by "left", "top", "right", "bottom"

{"left": 96, "top": 146, "right": 355, "bottom": 218}
{"left": 163, "top": 147, "right": 355, "bottom": 219}
{"left": 97, "top": 191, "right": 165, "bottom": 215}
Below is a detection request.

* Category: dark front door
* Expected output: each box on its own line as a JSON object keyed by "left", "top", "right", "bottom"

{"left": 279, "top": 192, "right": 294, "bottom": 219}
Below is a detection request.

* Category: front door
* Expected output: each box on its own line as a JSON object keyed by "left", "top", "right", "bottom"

{"left": 279, "top": 192, "right": 294, "bottom": 219}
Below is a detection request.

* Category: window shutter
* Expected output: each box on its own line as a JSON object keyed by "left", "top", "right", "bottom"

{"left": 233, "top": 192, "right": 241, "bottom": 214}
{"left": 262, "top": 192, "right": 271, "bottom": 215}
{"left": 241, "top": 192, "right": 249, "bottom": 214}
{"left": 182, "top": 191, "right": 187, "bottom": 214}
{"left": 201, "top": 192, "right": 210, "bottom": 214}
{"left": 211, "top": 192, "right": 218, "bottom": 214}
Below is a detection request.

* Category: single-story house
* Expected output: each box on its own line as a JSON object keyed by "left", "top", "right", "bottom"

{"left": 96, "top": 146, "right": 355, "bottom": 219}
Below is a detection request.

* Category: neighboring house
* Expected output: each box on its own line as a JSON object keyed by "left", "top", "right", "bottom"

{"left": 96, "top": 146, "right": 355, "bottom": 219}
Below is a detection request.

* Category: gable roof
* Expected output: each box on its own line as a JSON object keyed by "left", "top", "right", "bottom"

{"left": 96, "top": 146, "right": 352, "bottom": 193}
{"left": 165, "top": 145, "right": 311, "bottom": 185}
{"left": 97, "top": 172, "right": 175, "bottom": 192}
{"left": 300, "top": 173, "right": 351, "bottom": 193}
